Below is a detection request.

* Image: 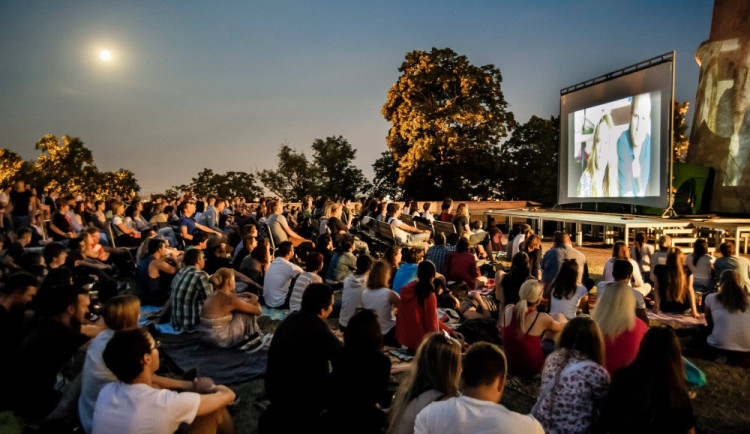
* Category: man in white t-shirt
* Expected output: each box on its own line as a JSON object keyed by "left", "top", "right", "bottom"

{"left": 263, "top": 241, "right": 304, "bottom": 308}
{"left": 511, "top": 224, "right": 532, "bottom": 257}
{"left": 415, "top": 342, "right": 543, "bottom": 434}
{"left": 387, "top": 203, "right": 430, "bottom": 246}
{"left": 92, "top": 328, "right": 235, "bottom": 434}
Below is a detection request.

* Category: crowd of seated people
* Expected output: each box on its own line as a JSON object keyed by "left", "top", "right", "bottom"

{"left": 2, "top": 183, "right": 748, "bottom": 433}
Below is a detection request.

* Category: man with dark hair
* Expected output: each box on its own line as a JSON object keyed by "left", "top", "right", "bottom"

{"left": 541, "top": 231, "right": 587, "bottom": 290}
{"left": 263, "top": 241, "right": 303, "bottom": 308}
{"left": 43, "top": 242, "right": 68, "bottom": 269}
{"left": 93, "top": 329, "right": 235, "bottom": 434}
{"left": 715, "top": 241, "right": 750, "bottom": 292}
{"left": 261, "top": 283, "right": 342, "bottom": 433}
{"left": 190, "top": 231, "right": 209, "bottom": 249}
{"left": 0, "top": 272, "right": 38, "bottom": 393}
{"left": 266, "top": 201, "right": 313, "bottom": 248}
{"left": 599, "top": 259, "right": 648, "bottom": 323}
{"left": 170, "top": 249, "right": 211, "bottom": 331}
{"left": 425, "top": 232, "right": 450, "bottom": 274}
{"left": 415, "top": 342, "right": 543, "bottom": 433}
{"left": 197, "top": 197, "right": 224, "bottom": 233}
{"left": 10, "top": 284, "right": 92, "bottom": 420}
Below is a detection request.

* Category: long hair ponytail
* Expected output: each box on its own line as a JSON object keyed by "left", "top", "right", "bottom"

{"left": 515, "top": 280, "right": 543, "bottom": 331}
{"left": 415, "top": 260, "right": 437, "bottom": 305}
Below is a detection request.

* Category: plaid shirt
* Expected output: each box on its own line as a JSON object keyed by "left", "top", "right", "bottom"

{"left": 170, "top": 265, "right": 212, "bottom": 331}
{"left": 425, "top": 245, "right": 453, "bottom": 274}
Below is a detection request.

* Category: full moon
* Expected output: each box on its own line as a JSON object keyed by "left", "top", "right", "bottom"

{"left": 99, "top": 49, "right": 112, "bottom": 61}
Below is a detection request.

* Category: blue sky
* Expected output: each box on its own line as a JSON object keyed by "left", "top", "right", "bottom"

{"left": 0, "top": 0, "right": 713, "bottom": 193}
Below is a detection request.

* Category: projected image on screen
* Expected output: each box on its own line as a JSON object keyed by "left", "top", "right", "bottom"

{"left": 569, "top": 92, "right": 660, "bottom": 198}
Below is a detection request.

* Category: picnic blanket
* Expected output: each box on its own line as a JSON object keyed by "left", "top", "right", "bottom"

{"left": 647, "top": 311, "right": 707, "bottom": 327}
{"left": 261, "top": 306, "right": 289, "bottom": 321}
{"left": 161, "top": 340, "right": 268, "bottom": 385}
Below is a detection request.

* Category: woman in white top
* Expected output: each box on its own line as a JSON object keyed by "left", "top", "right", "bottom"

{"left": 339, "top": 255, "right": 373, "bottom": 328}
{"left": 603, "top": 241, "right": 651, "bottom": 296}
{"left": 387, "top": 333, "right": 461, "bottom": 434}
{"left": 650, "top": 234, "right": 672, "bottom": 268}
{"left": 705, "top": 270, "right": 750, "bottom": 356}
{"left": 630, "top": 232, "right": 655, "bottom": 279}
{"left": 549, "top": 259, "right": 589, "bottom": 319}
{"left": 685, "top": 238, "right": 715, "bottom": 294}
{"left": 361, "top": 261, "right": 400, "bottom": 344}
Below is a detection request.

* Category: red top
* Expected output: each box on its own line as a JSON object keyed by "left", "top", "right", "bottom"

{"left": 395, "top": 281, "right": 453, "bottom": 351}
{"left": 604, "top": 318, "right": 648, "bottom": 374}
{"left": 438, "top": 212, "right": 454, "bottom": 222}
{"left": 444, "top": 251, "right": 480, "bottom": 289}
{"left": 502, "top": 308, "right": 545, "bottom": 376}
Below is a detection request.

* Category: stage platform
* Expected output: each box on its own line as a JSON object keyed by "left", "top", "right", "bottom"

{"left": 484, "top": 208, "right": 693, "bottom": 247}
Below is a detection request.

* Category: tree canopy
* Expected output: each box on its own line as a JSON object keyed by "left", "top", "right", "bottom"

{"left": 501, "top": 115, "right": 560, "bottom": 206}
{"left": 0, "top": 134, "right": 141, "bottom": 198}
{"left": 258, "top": 145, "right": 317, "bottom": 201}
{"left": 381, "top": 47, "right": 516, "bottom": 198}
{"left": 311, "top": 136, "right": 369, "bottom": 198}
{"left": 173, "top": 168, "right": 263, "bottom": 200}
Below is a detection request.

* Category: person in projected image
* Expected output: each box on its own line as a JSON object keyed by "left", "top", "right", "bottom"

{"left": 617, "top": 94, "right": 652, "bottom": 197}
{"left": 577, "top": 114, "right": 617, "bottom": 197}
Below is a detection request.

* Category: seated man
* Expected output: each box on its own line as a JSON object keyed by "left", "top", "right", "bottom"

{"left": 93, "top": 328, "right": 235, "bottom": 434}
{"left": 10, "top": 284, "right": 92, "bottom": 421}
{"left": 598, "top": 260, "right": 648, "bottom": 324}
{"left": 266, "top": 201, "right": 313, "bottom": 248}
{"left": 180, "top": 201, "right": 221, "bottom": 243}
{"left": 260, "top": 283, "right": 342, "bottom": 433}
{"left": 198, "top": 197, "right": 228, "bottom": 237}
{"left": 0, "top": 271, "right": 38, "bottom": 391}
{"left": 386, "top": 203, "right": 430, "bottom": 246}
{"left": 171, "top": 249, "right": 212, "bottom": 332}
{"left": 415, "top": 342, "right": 544, "bottom": 433}
{"left": 263, "top": 241, "right": 303, "bottom": 308}
{"left": 714, "top": 241, "right": 750, "bottom": 292}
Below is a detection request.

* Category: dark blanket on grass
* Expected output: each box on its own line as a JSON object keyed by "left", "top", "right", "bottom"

{"left": 161, "top": 339, "right": 268, "bottom": 385}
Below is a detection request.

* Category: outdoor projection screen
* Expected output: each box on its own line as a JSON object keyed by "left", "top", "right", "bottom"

{"left": 559, "top": 57, "right": 674, "bottom": 208}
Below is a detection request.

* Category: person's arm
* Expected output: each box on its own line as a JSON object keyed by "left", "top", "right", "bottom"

{"left": 180, "top": 224, "right": 194, "bottom": 241}
{"left": 687, "top": 276, "right": 699, "bottom": 318}
{"left": 704, "top": 297, "right": 714, "bottom": 332}
{"left": 231, "top": 293, "right": 263, "bottom": 316}
{"left": 116, "top": 221, "right": 134, "bottom": 235}
{"left": 233, "top": 270, "right": 263, "bottom": 292}
{"left": 495, "top": 273, "right": 506, "bottom": 307}
{"left": 49, "top": 221, "right": 70, "bottom": 238}
{"left": 541, "top": 312, "right": 566, "bottom": 333}
{"left": 653, "top": 279, "right": 661, "bottom": 313}
{"left": 388, "top": 290, "right": 401, "bottom": 307}
{"left": 195, "top": 385, "right": 236, "bottom": 416}
{"left": 154, "top": 258, "right": 177, "bottom": 275}
{"left": 399, "top": 222, "right": 427, "bottom": 235}
{"left": 279, "top": 218, "right": 303, "bottom": 239}
{"left": 631, "top": 261, "right": 645, "bottom": 287}
{"left": 194, "top": 222, "right": 221, "bottom": 236}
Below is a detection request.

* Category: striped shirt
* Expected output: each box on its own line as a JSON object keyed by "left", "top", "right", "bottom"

{"left": 170, "top": 266, "right": 212, "bottom": 331}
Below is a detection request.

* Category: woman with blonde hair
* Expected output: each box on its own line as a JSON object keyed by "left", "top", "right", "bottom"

{"left": 451, "top": 203, "right": 488, "bottom": 249}
{"left": 652, "top": 247, "right": 698, "bottom": 318}
{"left": 501, "top": 279, "right": 566, "bottom": 376}
{"left": 577, "top": 114, "right": 617, "bottom": 197}
{"left": 593, "top": 283, "right": 647, "bottom": 374}
{"left": 387, "top": 333, "right": 462, "bottom": 434}
{"left": 200, "top": 267, "right": 263, "bottom": 348}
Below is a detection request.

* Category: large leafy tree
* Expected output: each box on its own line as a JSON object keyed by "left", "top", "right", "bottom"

{"left": 381, "top": 47, "right": 516, "bottom": 198}
{"left": 175, "top": 168, "right": 263, "bottom": 200}
{"left": 371, "top": 151, "right": 403, "bottom": 199}
{"left": 501, "top": 115, "right": 560, "bottom": 205}
{"left": 311, "top": 136, "right": 369, "bottom": 198}
{"left": 0, "top": 149, "right": 36, "bottom": 187}
{"left": 258, "top": 145, "right": 318, "bottom": 201}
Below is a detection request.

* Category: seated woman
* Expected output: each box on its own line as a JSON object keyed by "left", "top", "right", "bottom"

{"left": 603, "top": 241, "right": 651, "bottom": 296}
{"left": 501, "top": 280, "right": 566, "bottom": 376}
{"left": 652, "top": 247, "right": 699, "bottom": 318}
{"left": 592, "top": 283, "right": 648, "bottom": 374}
{"left": 650, "top": 234, "right": 672, "bottom": 268}
{"left": 388, "top": 333, "right": 461, "bottom": 434}
{"left": 383, "top": 245, "right": 402, "bottom": 288}
{"left": 600, "top": 327, "right": 696, "bottom": 433}
{"left": 327, "top": 238, "right": 357, "bottom": 284}
{"left": 126, "top": 201, "right": 178, "bottom": 247}
{"left": 521, "top": 234, "right": 543, "bottom": 279}
{"left": 485, "top": 217, "right": 506, "bottom": 259}
{"left": 362, "top": 260, "right": 400, "bottom": 345}
{"left": 444, "top": 238, "right": 480, "bottom": 290}
{"left": 531, "top": 317, "right": 609, "bottom": 434}
{"left": 200, "top": 267, "right": 262, "bottom": 348}
{"left": 495, "top": 251, "right": 532, "bottom": 307}
{"left": 704, "top": 270, "right": 750, "bottom": 362}
{"left": 451, "top": 203, "right": 487, "bottom": 252}
{"left": 392, "top": 247, "right": 424, "bottom": 294}
{"left": 239, "top": 238, "right": 271, "bottom": 288}
{"left": 110, "top": 201, "right": 141, "bottom": 247}
{"left": 395, "top": 261, "right": 461, "bottom": 352}
{"left": 328, "top": 310, "right": 392, "bottom": 434}
{"left": 289, "top": 252, "right": 324, "bottom": 312}
{"left": 136, "top": 238, "right": 178, "bottom": 306}
{"left": 549, "top": 259, "right": 589, "bottom": 319}
{"left": 685, "top": 238, "right": 715, "bottom": 294}
{"left": 630, "top": 232, "right": 654, "bottom": 280}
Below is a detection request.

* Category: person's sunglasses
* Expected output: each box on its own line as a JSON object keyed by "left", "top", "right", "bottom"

{"left": 151, "top": 340, "right": 162, "bottom": 352}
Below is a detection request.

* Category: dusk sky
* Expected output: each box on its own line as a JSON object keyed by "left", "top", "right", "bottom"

{"left": 1, "top": 0, "right": 713, "bottom": 194}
